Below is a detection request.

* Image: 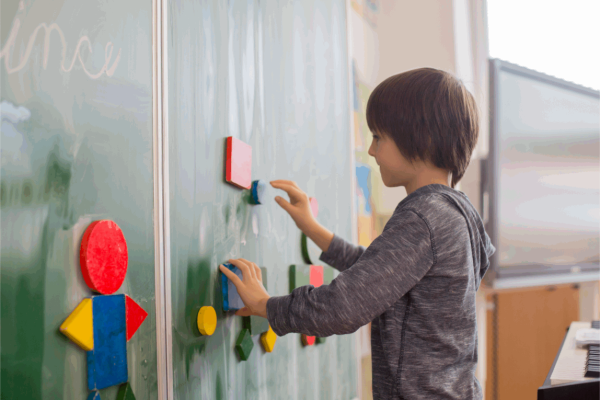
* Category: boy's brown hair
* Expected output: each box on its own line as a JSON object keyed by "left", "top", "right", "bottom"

{"left": 366, "top": 68, "right": 479, "bottom": 189}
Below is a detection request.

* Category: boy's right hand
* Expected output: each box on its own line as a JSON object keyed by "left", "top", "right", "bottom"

{"left": 270, "top": 180, "right": 316, "bottom": 233}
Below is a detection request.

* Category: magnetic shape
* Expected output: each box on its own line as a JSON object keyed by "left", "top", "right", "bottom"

{"left": 316, "top": 337, "right": 326, "bottom": 344}
{"left": 116, "top": 382, "right": 136, "bottom": 400}
{"left": 289, "top": 264, "right": 311, "bottom": 292}
{"left": 260, "top": 326, "right": 277, "bottom": 353}
{"left": 125, "top": 295, "right": 148, "bottom": 341}
{"left": 301, "top": 233, "right": 322, "bottom": 265}
{"left": 252, "top": 316, "right": 270, "bottom": 336}
{"left": 197, "top": 306, "right": 217, "bottom": 336}
{"left": 80, "top": 220, "right": 128, "bottom": 294}
{"left": 87, "top": 295, "right": 127, "bottom": 391}
{"left": 309, "top": 197, "right": 319, "bottom": 218}
{"left": 301, "top": 334, "right": 316, "bottom": 346}
{"left": 323, "top": 266, "right": 334, "bottom": 285}
{"left": 221, "top": 263, "right": 245, "bottom": 311}
{"left": 242, "top": 316, "right": 252, "bottom": 332}
{"left": 225, "top": 136, "right": 252, "bottom": 189}
{"left": 289, "top": 264, "right": 324, "bottom": 292}
{"left": 243, "top": 315, "right": 270, "bottom": 337}
{"left": 250, "top": 180, "right": 267, "bottom": 204}
{"left": 60, "top": 298, "right": 94, "bottom": 351}
{"left": 309, "top": 265, "right": 324, "bottom": 288}
{"left": 87, "top": 391, "right": 101, "bottom": 400}
{"left": 235, "top": 329, "right": 254, "bottom": 361}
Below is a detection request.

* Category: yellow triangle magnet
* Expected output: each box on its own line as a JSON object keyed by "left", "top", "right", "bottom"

{"left": 60, "top": 298, "right": 94, "bottom": 351}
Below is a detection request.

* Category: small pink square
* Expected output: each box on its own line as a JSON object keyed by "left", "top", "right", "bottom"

{"left": 225, "top": 137, "right": 252, "bottom": 189}
{"left": 309, "top": 265, "right": 324, "bottom": 287}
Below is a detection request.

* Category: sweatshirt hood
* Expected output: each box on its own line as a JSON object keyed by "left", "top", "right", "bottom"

{"left": 396, "top": 183, "right": 496, "bottom": 282}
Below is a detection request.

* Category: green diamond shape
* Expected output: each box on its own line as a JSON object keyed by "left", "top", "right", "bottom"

{"left": 235, "top": 329, "right": 254, "bottom": 361}
{"left": 116, "top": 382, "right": 136, "bottom": 400}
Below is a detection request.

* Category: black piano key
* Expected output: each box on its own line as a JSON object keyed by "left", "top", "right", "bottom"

{"left": 585, "top": 368, "right": 599, "bottom": 378}
{"left": 585, "top": 330, "right": 600, "bottom": 378}
{"left": 582, "top": 322, "right": 600, "bottom": 379}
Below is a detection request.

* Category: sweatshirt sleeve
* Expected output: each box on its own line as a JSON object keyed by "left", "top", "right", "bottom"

{"left": 318, "top": 234, "right": 366, "bottom": 272}
{"left": 266, "top": 209, "right": 436, "bottom": 337}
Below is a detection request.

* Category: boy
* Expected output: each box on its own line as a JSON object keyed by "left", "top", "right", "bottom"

{"left": 220, "top": 68, "right": 496, "bottom": 399}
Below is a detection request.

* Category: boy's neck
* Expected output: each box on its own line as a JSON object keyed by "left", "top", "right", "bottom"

{"left": 405, "top": 167, "right": 451, "bottom": 195}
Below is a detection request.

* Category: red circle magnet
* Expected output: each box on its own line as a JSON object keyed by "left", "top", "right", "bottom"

{"left": 80, "top": 220, "right": 128, "bottom": 294}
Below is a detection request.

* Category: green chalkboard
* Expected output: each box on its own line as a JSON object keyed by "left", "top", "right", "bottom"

{"left": 1, "top": 1, "right": 157, "bottom": 399}
{"left": 167, "top": 1, "right": 356, "bottom": 399}
{"left": 2, "top": 0, "right": 357, "bottom": 398}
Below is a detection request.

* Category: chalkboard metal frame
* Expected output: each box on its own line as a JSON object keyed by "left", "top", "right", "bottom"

{"left": 152, "top": 0, "right": 173, "bottom": 398}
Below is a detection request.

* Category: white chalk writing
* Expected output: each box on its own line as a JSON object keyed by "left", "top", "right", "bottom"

{"left": 0, "top": 7, "right": 121, "bottom": 79}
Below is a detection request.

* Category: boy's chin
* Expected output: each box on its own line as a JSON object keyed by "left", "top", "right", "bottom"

{"left": 381, "top": 176, "right": 403, "bottom": 188}
{"left": 379, "top": 169, "right": 404, "bottom": 188}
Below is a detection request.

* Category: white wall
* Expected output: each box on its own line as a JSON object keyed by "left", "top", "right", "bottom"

{"left": 350, "top": 0, "right": 490, "bottom": 215}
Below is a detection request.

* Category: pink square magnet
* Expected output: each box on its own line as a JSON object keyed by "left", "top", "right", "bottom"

{"left": 226, "top": 137, "right": 252, "bottom": 189}
{"left": 309, "top": 265, "right": 324, "bottom": 288}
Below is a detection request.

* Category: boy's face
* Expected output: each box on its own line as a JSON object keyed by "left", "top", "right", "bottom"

{"left": 367, "top": 131, "right": 419, "bottom": 188}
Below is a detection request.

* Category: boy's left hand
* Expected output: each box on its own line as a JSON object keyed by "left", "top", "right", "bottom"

{"left": 219, "top": 258, "right": 270, "bottom": 319}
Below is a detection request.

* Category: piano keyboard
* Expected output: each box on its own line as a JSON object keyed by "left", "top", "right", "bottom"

{"left": 551, "top": 321, "right": 599, "bottom": 385}
{"left": 585, "top": 320, "right": 599, "bottom": 378}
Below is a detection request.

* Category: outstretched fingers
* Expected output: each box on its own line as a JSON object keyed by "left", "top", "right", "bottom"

{"left": 220, "top": 264, "right": 243, "bottom": 288}
{"left": 238, "top": 258, "right": 261, "bottom": 282}
{"left": 229, "top": 258, "right": 255, "bottom": 280}
{"left": 270, "top": 182, "right": 304, "bottom": 201}
{"left": 270, "top": 180, "right": 300, "bottom": 188}
{"left": 254, "top": 264, "right": 262, "bottom": 282}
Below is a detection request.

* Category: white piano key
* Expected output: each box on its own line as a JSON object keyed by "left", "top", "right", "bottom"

{"left": 551, "top": 321, "right": 597, "bottom": 385}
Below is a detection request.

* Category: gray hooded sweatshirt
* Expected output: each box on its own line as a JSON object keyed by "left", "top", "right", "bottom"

{"left": 266, "top": 183, "right": 496, "bottom": 399}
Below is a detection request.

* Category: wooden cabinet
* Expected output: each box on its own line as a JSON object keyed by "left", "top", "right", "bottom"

{"left": 485, "top": 284, "right": 580, "bottom": 400}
